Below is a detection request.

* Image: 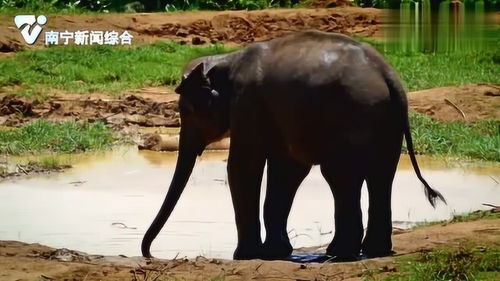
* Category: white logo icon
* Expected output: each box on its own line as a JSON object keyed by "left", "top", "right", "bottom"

{"left": 14, "top": 15, "right": 47, "bottom": 45}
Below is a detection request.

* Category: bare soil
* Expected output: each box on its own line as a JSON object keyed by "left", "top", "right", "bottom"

{"left": 408, "top": 84, "right": 500, "bottom": 122}
{"left": 0, "top": 88, "right": 180, "bottom": 129}
{"left": 0, "top": 7, "right": 381, "bottom": 52}
{"left": 0, "top": 218, "right": 498, "bottom": 281}
{"left": 0, "top": 83, "right": 497, "bottom": 131}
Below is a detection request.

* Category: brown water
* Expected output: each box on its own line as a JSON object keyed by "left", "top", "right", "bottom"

{"left": 0, "top": 148, "right": 498, "bottom": 259}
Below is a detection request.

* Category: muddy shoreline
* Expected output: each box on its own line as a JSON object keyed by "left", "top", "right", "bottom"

{"left": 0, "top": 218, "right": 498, "bottom": 281}
{"left": 1, "top": 84, "right": 498, "bottom": 142}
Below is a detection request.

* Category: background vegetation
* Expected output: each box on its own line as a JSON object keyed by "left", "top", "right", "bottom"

{"left": 0, "top": 42, "right": 497, "bottom": 98}
{"left": 375, "top": 245, "right": 500, "bottom": 281}
{"left": 0, "top": 119, "right": 113, "bottom": 154}
{"left": 407, "top": 113, "right": 499, "bottom": 162}
{"left": 0, "top": 0, "right": 297, "bottom": 12}
{"left": 2, "top": 0, "right": 499, "bottom": 12}
{"left": 0, "top": 42, "right": 234, "bottom": 97}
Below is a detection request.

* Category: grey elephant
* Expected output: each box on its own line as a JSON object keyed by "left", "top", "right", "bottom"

{"left": 141, "top": 30, "right": 445, "bottom": 261}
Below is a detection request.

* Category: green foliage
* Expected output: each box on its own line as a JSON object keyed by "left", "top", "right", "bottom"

{"left": 381, "top": 245, "right": 500, "bottom": 281}
{"left": 0, "top": 0, "right": 112, "bottom": 12}
{"left": 0, "top": 42, "right": 234, "bottom": 97}
{"left": 0, "top": 119, "right": 114, "bottom": 154}
{"left": 354, "top": 0, "right": 500, "bottom": 10}
{"left": 0, "top": 0, "right": 283, "bottom": 12}
{"left": 1, "top": 42, "right": 498, "bottom": 97}
{"left": 162, "top": 0, "right": 273, "bottom": 11}
{"left": 384, "top": 51, "right": 500, "bottom": 92}
{"left": 38, "top": 155, "right": 62, "bottom": 168}
{"left": 413, "top": 210, "right": 500, "bottom": 229}
{"left": 406, "top": 113, "right": 500, "bottom": 161}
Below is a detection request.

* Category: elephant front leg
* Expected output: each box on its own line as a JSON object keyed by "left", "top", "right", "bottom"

{"left": 262, "top": 155, "right": 311, "bottom": 259}
{"left": 227, "top": 140, "right": 266, "bottom": 260}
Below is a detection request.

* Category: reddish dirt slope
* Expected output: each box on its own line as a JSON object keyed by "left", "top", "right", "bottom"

{"left": 0, "top": 7, "right": 380, "bottom": 52}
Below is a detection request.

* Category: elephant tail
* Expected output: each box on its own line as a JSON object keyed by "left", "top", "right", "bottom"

{"left": 384, "top": 67, "right": 447, "bottom": 208}
{"left": 403, "top": 117, "right": 447, "bottom": 207}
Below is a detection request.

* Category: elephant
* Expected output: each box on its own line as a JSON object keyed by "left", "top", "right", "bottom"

{"left": 141, "top": 30, "right": 446, "bottom": 261}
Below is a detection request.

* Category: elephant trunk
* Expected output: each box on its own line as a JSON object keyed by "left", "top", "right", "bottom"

{"left": 141, "top": 126, "right": 201, "bottom": 258}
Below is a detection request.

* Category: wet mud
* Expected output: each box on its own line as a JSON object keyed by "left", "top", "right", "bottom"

{"left": 0, "top": 92, "right": 180, "bottom": 128}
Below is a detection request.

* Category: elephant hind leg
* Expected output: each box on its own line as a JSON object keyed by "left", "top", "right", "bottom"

{"left": 262, "top": 155, "right": 311, "bottom": 259}
{"left": 362, "top": 134, "right": 402, "bottom": 258}
{"left": 320, "top": 148, "right": 365, "bottom": 261}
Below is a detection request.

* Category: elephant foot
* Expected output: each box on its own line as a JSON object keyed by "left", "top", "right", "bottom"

{"left": 361, "top": 238, "right": 393, "bottom": 258}
{"left": 326, "top": 243, "right": 361, "bottom": 262}
{"left": 326, "top": 254, "right": 361, "bottom": 262}
{"left": 233, "top": 244, "right": 263, "bottom": 260}
{"left": 361, "top": 248, "right": 395, "bottom": 259}
{"left": 261, "top": 239, "right": 293, "bottom": 260}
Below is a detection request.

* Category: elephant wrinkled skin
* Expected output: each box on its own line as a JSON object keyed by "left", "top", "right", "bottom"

{"left": 141, "top": 30, "right": 446, "bottom": 261}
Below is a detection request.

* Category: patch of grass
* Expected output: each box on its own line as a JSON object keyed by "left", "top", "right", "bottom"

{"left": 0, "top": 42, "right": 234, "bottom": 98}
{"left": 413, "top": 210, "right": 500, "bottom": 229}
{"left": 0, "top": 119, "right": 114, "bottom": 154}
{"left": 1, "top": 41, "right": 498, "bottom": 97}
{"left": 38, "top": 155, "right": 61, "bottom": 169}
{"left": 380, "top": 245, "right": 500, "bottom": 281}
{"left": 406, "top": 113, "right": 500, "bottom": 162}
{"left": 385, "top": 51, "right": 500, "bottom": 92}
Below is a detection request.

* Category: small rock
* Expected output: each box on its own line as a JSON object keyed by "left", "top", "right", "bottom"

{"left": 176, "top": 28, "right": 189, "bottom": 37}
{"left": 191, "top": 37, "right": 206, "bottom": 45}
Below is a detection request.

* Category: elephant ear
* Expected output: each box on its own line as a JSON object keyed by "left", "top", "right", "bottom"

{"left": 175, "top": 62, "right": 220, "bottom": 111}
{"left": 175, "top": 62, "right": 207, "bottom": 95}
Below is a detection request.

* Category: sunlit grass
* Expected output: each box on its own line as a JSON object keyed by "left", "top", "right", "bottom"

{"left": 0, "top": 119, "right": 114, "bottom": 154}
{"left": 406, "top": 113, "right": 500, "bottom": 162}
{"left": 0, "top": 41, "right": 498, "bottom": 97}
{"left": 413, "top": 210, "right": 500, "bottom": 229}
{"left": 377, "top": 245, "right": 500, "bottom": 281}
{"left": 385, "top": 51, "right": 500, "bottom": 91}
{"left": 0, "top": 42, "right": 234, "bottom": 98}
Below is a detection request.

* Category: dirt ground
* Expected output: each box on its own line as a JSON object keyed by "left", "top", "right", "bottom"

{"left": 0, "top": 218, "right": 498, "bottom": 281}
{"left": 0, "top": 83, "right": 498, "bottom": 130}
{"left": 0, "top": 7, "right": 381, "bottom": 52}
{"left": 408, "top": 84, "right": 500, "bottom": 122}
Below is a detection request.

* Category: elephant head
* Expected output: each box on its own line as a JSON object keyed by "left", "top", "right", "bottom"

{"left": 141, "top": 60, "right": 232, "bottom": 258}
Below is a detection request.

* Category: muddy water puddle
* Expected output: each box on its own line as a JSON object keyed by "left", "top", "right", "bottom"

{"left": 0, "top": 148, "right": 498, "bottom": 259}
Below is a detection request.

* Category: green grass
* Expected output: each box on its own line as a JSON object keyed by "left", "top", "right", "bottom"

{"left": 406, "top": 113, "right": 500, "bottom": 162}
{"left": 38, "top": 155, "right": 62, "bottom": 169}
{"left": 413, "top": 210, "right": 500, "bottom": 229}
{"left": 0, "top": 119, "right": 114, "bottom": 154}
{"left": 385, "top": 51, "right": 500, "bottom": 92}
{"left": 0, "top": 42, "right": 234, "bottom": 98}
{"left": 0, "top": 42, "right": 498, "bottom": 97}
{"left": 375, "top": 245, "right": 500, "bottom": 281}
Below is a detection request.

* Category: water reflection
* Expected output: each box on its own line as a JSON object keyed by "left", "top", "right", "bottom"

{"left": 0, "top": 148, "right": 498, "bottom": 259}
{"left": 383, "top": 0, "right": 498, "bottom": 53}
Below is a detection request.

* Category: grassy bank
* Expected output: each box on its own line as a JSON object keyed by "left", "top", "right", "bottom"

{"left": 386, "top": 51, "right": 500, "bottom": 91}
{"left": 0, "top": 42, "right": 498, "bottom": 97}
{"left": 366, "top": 245, "right": 500, "bottom": 281}
{"left": 0, "top": 119, "right": 113, "bottom": 154}
{"left": 0, "top": 42, "right": 233, "bottom": 98}
{"left": 406, "top": 113, "right": 500, "bottom": 162}
{"left": 413, "top": 209, "right": 500, "bottom": 229}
